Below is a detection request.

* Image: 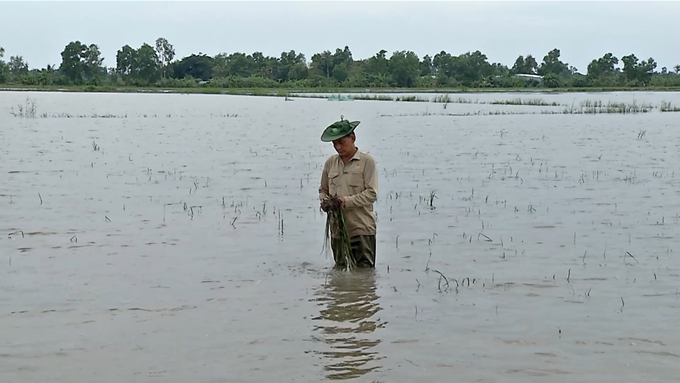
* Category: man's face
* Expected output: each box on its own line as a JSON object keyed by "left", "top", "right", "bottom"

{"left": 332, "top": 134, "right": 355, "bottom": 156}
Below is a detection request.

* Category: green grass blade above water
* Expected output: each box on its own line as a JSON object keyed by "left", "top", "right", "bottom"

{"left": 324, "top": 207, "right": 356, "bottom": 271}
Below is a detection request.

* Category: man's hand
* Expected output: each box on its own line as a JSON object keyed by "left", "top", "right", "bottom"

{"left": 320, "top": 196, "right": 345, "bottom": 212}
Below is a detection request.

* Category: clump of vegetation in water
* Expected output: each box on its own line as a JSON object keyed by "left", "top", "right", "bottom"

{"left": 433, "top": 94, "right": 452, "bottom": 103}
{"left": 566, "top": 100, "right": 654, "bottom": 114}
{"left": 395, "top": 95, "right": 428, "bottom": 102}
{"left": 490, "top": 98, "right": 562, "bottom": 106}
{"left": 9, "top": 98, "right": 37, "bottom": 118}
{"left": 322, "top": 197, "right": 356, "bottom": 271}
{"left": 660, "top": 101, "right": 680, "bottom": 112}
{"left": 353, "top": 94, "right": 393, "bottom": 101}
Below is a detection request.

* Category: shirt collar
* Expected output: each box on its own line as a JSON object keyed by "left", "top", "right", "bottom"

{"left": 335, "top": 147, "right": 361, "bottom": 165}
{"left": 350, "top": 147, "right": 361, "bottom": 161}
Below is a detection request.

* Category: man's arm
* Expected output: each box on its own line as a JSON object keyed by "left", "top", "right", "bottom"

{"left": 319, "top": 159, "right": 330, "bottom": 201}
{"left": 344, "top": 156, "right": 377, "bottom": 209}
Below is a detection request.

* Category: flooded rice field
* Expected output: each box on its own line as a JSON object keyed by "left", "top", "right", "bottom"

{"left": 2, "top": 91, "right": 680, "bottom": 382}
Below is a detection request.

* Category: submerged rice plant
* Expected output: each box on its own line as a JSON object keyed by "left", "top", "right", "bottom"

{"left": 660, "top": 101, "right": 680, "bottom": 112}
{"left": 490, "top": 98, "right": 561, "bottom": 106}
{"left": 572, "top": 100, "right": 653, "bottom": 114}
{"left": 9, "top": 98, "right": 38, "bottom": 118}
{"left": 353, "top": 94, "right": 394, "bottom": 101}
{"left": 433, "top": 94, "right": 452, "bottom": 103}
{"left": 395, "top": 95, "right": 428, "bottom": 102}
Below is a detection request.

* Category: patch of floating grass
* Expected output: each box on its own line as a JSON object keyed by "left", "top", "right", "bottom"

{"left": 432, "top": 96, "right": 559, "bottom": 106}
{"left": 567, "top": 100, "right": 654, "bottom": 114}
{"left": 453, "top": 97, "right": 475, "bottom": 104}
{"left": 395, "top": 95, "right": 428, "bottom": 102}
{"left": 26, "top": 112, "right": 238, "bottom": 119}
{"left": 490, "top": 98, "right": 562, "bottom": 106}
{"left": 433, "top": 94, "right": 451, "bottom": 103}
{"left": 432, "top": 95, "right": 476, "bottom": 104}
{"left": 9, "top": 98, "right": 37, "bottom": 118}
{"left": 660, "top": 101, "right": 680, "bottom": 112}
{"left": 379, "top": 110, "right": 541, "bottom": 118}
{"left": 353, "top": 94, "right": 394, "bottom": 101}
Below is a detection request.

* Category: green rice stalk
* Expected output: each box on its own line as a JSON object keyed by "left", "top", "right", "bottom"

{"left": 323, "top": 206, "right": 356, "bottom": 271}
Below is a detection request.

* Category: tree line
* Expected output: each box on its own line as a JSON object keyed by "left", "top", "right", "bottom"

{"left": 1, "top": 39, "right": 679, "bottom": 89}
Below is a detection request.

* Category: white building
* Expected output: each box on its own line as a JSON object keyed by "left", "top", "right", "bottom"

{"left": 513, "top": 74, "right": 544, "bottom": 84}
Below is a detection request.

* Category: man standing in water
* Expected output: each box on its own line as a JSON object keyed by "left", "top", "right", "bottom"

{"left": 319, "top": 117, "right": 378, "bottom": 268}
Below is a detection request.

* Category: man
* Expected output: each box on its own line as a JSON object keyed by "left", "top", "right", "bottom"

{"left": 319, "top": 117, "right": 378, "bottom": 269}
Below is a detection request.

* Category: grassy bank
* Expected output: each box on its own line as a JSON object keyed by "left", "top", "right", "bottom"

{"left": 3, "top": 83, "right": 680, "bottom": 96}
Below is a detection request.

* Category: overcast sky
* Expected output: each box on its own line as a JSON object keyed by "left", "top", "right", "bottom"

{"left": 2, "top": 1, "right": 679, "bottom": 73}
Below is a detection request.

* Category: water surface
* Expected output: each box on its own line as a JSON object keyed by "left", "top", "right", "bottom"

{"left": 1, "top": 91, "right": 679, "bottom": 382}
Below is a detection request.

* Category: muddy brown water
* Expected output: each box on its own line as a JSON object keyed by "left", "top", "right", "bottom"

{"left": 2, "top": 91, "right": 680, "bottom": 382}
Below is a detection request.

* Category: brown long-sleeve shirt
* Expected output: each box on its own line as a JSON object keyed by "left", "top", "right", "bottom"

{"left": 319, "top": 148, "right": 378, "bottom": 237}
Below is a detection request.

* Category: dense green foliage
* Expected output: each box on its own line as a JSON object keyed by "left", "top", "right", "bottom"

{"left": 1, "top": 39, "right": 680, "bottom": 90}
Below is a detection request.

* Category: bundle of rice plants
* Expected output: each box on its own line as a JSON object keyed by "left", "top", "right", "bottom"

{"left": 322, "top": 197, "right": 356, "bottom": 271}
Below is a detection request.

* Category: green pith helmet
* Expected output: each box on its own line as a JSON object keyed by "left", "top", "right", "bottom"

{"left": 320, "top": 117, "right": 360, "bottom": 142}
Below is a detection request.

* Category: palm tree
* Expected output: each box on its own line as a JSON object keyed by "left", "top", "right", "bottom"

{"left": 674, "top": 64, "right": 680, "bottom": 74}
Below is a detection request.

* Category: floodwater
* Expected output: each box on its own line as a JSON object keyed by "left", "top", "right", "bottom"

{"left": 2, "top": 90, "right": 680, "bottom": 382}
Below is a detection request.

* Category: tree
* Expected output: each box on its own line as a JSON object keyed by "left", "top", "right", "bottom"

{"left": 490, "top": 62, "right": 509, "bottom": 77}
{"left": 365, "top": 50, "right": 389, "bottom": 76}
{"left": 172, "top": 54, "right": 213, "bottom": 80}
{"left": 420, "top": 54, "right": 433, "bottom": 77}
{"left": 332, "top": 46, "right": 353, "bottom": 68}
{"left": 510, "top": 54, "right": 538, "bottom": 75}
{"left": 116, "top": 43, "right": 161, "bottom": 84}
{"left": 621, "top": 54, "right": 656, "bottom": 85}
{"left": 0, "top": 48, "right": 7, "bottom": 84}
{"left": 83, "top": 44, "right": 104, "bottom": 80}
{"left": 116, "top": 45, "right": 136, "bottom": 77}
{"left": 542, "top": 73, "right": 561, "bottom": 88}
{"left": 288, "top": 62, "right": 308, "bottom": 81}
{"left": 8, "top": 56, "right": 29, "bottom": 76}
{"left": 450, "top": 51, "right": 493, "bottom": 86}
{"left": 134, "top": 43, "right": 161, "bottom": 84}
{"left": 279, "top": 50, "right": 305, "bottom": 81}
{"left": 332, "top": 63, "right": 349, "bottom": 83}
{"left": 524, "top": 55, "right": 538, "bottom": 74}
{"left": 60, "top": 41, "right": 87, "bottom": 82}
{"left": 231, "top": 52, "right": 255, "bottom": 78}
{"left": 539, "top": 48, "right": 569, "bottom": 77}
{"left": 59, "top": 41, "right": 104, "bottom": 83}
{"left": 586, "top": 53, "right": 620, "bottom": 85}
{"left": 621, "top": 54, "right": 639, "bottom": 80}
{"left": 432, "top": 50, "right": 453, "bottom": 77}
{"left": 311, "top": 50, "right": 334, "bottom": 78}
{"left": 639, "top": 57, "right": 657, "bottom": 84}
{"left": 154, "top": 38, "right": 175, "bottom": 78}
{"left": 213, "top": 52, "right": 255, "bottom": 78}
{"left": 388, "top": 50, "right": 420, "bottom": 87}
{"left": 511, "top": 55, "right": 526, "bottom": 75}
{"left": 310, "top": 47, "right": 352, "bottom": 79}
{"left": 675, "top": 65, "right": 680, "bottom": 74}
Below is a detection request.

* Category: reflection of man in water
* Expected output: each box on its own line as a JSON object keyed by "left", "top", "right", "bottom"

{"left": 318, "top": 117, "right": 379, "bottom": 269}
{"left": 311, "top": 269, "right": 384, "bottom": 380}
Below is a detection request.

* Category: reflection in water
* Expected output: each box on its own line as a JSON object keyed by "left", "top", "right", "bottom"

{"left": 311, "top": 269, "right": 385, "bottom": 380}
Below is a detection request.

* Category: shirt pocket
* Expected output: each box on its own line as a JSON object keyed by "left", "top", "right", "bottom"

{"left": 328, "top": 171, "right": 340, "bottom": 194}
{"left": 347, "top": 170, "right": 363, "bottom": 194}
